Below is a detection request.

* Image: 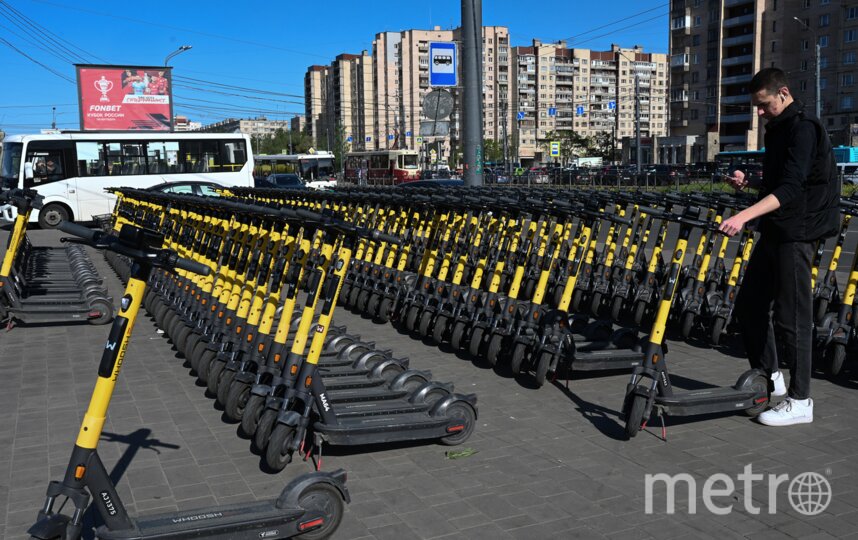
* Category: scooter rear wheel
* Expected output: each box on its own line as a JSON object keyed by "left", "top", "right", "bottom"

{"left": 534, "top": 351, "right": 553, "bottom": 387}
{"left": 377, "top": 298, "right": 393, "bottom": 323}
{"left": 439, "top": 402, "right": 476, "bottom": 446}
{"left": 742, "top": 374, "right": 770, "bottom": 417}
{"left": 680, "top": 311, "right": 695, "bottom": 339}
{"left": 468, "top": 327, "right": 484, "bottom": 357}
{"left": 633, "top": 301, "right": 647, "bottom": 326}
{"left": 710, "top": 317, "right": 725, "bottom": 346}
{"left": 610, "top": 296, "right": 624, "bottom": 322}
{"left": 432, "top": 314, "right": 449, "bottom": 344}
{"left": 265, "top": 425, "right": 296, "bottom": 472}
{"left": 295, "top": 483, "right": 345, "bottom": 540}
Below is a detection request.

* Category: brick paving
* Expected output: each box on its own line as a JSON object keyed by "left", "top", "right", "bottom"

{"left": 2, "top": 227, "right": 858, "bottom": 539}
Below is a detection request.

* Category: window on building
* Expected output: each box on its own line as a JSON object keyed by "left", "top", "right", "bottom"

{"left": 692, "top": 34, "right": 701, "bottom": 46}
{"left": 844, "top": 51, "right": 857, "bottom": 64}
{"left": 773, "top": 20, "right": 777, "bottom": 32}
{"left": 843, "top": 73, "right": 854, "bottom": 86}
{"left": 820, "top": 77, "right": 828, "bottom": 90}
{"left": 801, "top": 59, "right": 809, "bottom": 71}
{"left": 820, "top": 35, "right": 829, "bottom": 47}
{"left": 847, "top": 30, "right": 858, "bottom": 43}
{"left": 800, "top": 80, "right": 808, "bottom": 91}
{"left": 849, "top": 7, "right": 858, "bottom": 19}
{"left": 771, "top": 41, "right": 777, "bottom": 52}
{"left": 820, "top": 56, "right": 828, "bottom": 68}
{"left": 694, "top": 15, "right": 702, "bottom": 27}
{"left": 802, "top": 40, "right": 809, "bottom": 51}
{"left": 819, "top": 14, "right": 830, "bottom": 27}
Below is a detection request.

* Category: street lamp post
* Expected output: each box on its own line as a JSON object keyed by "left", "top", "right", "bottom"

{"left": 794, "top": 17, "right": 822, "bottom": 119}
{"left": 164, "top": 45, "right": 192, "bottom": 66}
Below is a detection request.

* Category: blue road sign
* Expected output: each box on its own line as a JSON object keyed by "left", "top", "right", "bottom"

{"left": 548, "top": 107, "right": 556, "bottom": 117}
{"left": 608, "top": 101, "right": 616, "bottom": 110}
{"left": 429, "top": 42, "right": 457, "bottom": 87}
{"left": 516, "top": 111, "right": 525, "bottom": 121}
{"left": 406, "top": 131, "right": 412, "bottom": 137}
{"left": 388, "top": 134, "right": 395, "bottom": 140}
{"left": 366, "top": 136, "right": 372, "bottom": 142}
{"left": 576, "top": 106, "right": 584, "bottom": 116}
{"left": 346, "top": 136, "right": 353, "bottom": 142}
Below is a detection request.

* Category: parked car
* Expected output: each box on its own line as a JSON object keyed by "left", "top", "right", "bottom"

{"left": 147, "top": 180, "right": 226, "bottom": 196}
{"left": 399, "top": 179, "right": 464, "bottom": 187}
{"left": 261, "top": 173, "right": 306, "bottom": 189}
{"left": 644, "top": 164, "right": 689, "bottom": 186}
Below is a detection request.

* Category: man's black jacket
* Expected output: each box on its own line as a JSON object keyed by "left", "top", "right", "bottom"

{"left": 759, "top": 101, "right": 840, "bottom": 242}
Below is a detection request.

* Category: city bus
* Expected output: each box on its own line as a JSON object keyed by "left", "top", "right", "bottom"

{"left": 1, "top": 132, "right": 253, "bottom": 227}
{"left": 714, "top": 149, "right": 765, "bottom": 168}
{"left": 253, "top": 151, "right": 335, "bottom": 181}
{"left": 344, "top": 149, "right": 420, "bottom": 185}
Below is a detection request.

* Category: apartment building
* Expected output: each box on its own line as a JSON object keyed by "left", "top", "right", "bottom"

{"left": 305, "top": 26, "right": 512, "bottom": 165}
{"left": 669, "top": 0, "right": 858, "bottom": 160}
{"left": 513, "top": 40, "right": 668, "bottom": 164}
{"left": 198, "top": 116, "right": 291, "bottom": 137}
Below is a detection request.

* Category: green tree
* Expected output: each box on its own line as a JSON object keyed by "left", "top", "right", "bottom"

{"left": 591, "top": 131, "right": 615, "bottom": 161}
{"left": 483, "top": 139, "right": 503, "bottom": 163}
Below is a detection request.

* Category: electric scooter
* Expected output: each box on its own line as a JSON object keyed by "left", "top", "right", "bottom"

{"left": 28, "top": 221, "right": 348, "bottom": 540}
{"left": 622, "top": 207, "right": 770, "bottom": 439}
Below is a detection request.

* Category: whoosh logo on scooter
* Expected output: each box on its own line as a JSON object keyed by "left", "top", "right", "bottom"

{"left": 171, "top": 511, "right": 224, "bottom": 524}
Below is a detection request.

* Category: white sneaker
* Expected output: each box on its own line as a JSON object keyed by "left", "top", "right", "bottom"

{"left": 771, "top": 371, "right": 787, "bottom": 397}
{"left": 758, "top": 397, "right": 813, "bottom": 426}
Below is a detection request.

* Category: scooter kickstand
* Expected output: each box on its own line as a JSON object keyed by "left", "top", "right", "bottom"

{"left": 658, "top": 411, "right": 667, "bottom": 442}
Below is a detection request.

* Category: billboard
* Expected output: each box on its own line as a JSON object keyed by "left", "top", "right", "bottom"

{"left": 76, "top": 65, "right": 174, "bottom": 131}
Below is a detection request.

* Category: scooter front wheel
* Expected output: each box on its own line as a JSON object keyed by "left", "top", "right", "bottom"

{"left": 509, "top": 343, "right": 528, "bottom": 375}
{"left": 534, "top": 351, "right": 553, "bottom": 387}
{"left": 825, "top": 342, "right": 847, "bottom": 377}
{"left": 265, "top": 425, "right": 297, "bottom": 472}
{"left": 624, "top": 393, "right": 647, "bottom": 439}
{"left": 742, "top": 374, "right": 770, "bottom": 417}
{"left": 240, "top": 394, "right": 265, "bottom": 437}
{"left": 439, "top": 402, "right": 476, "bottom": 446}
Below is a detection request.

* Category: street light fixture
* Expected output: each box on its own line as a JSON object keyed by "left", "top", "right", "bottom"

{"left": 793, "top": 17, "right": 822, "bottom": 119}
{"left": 164, "top": 45, "right": 192, "bottom": 66}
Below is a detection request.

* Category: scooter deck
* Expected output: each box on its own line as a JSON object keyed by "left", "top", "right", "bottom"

{"left": 332, "top": 398, "right": 432, "bottom": 418}
{"left": 96, "top": 499, "right": 307, "bottom": 539}
{"left": 315, "top": 412, "right": 450, "bottom": 445}
{"left": 571, "top": 349, "right": 644, "bottom": 371}
{"left": 327, "top": 386, "right": 411, "bottom": 403}
{"left": 656, "top": 387, "right": 764, "bottom": 416}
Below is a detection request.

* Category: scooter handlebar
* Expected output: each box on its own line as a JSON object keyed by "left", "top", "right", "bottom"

{"left": 371, "top": 230, "right": 402, "bottom": 244}
{"left": 58, "top": 220, "right": 100, "bottom": 243}
{"left": 173, "top": 256, "right": 211, "bottom": 276}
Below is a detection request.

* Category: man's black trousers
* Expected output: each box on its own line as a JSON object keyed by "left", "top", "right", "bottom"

{"left": 734, "top": 235, "right": 814, "bottom": 400}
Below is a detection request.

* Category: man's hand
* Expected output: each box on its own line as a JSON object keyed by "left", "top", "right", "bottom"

{"left": 725, "top": 169, "right": 748, "bottom": 191}
{"left": 719, "top": 214, "right": 747, "bottom": 237}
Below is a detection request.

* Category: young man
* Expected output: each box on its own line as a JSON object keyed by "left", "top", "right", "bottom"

{"left": 720, "top": 68, "right": 840, "bottom": 426}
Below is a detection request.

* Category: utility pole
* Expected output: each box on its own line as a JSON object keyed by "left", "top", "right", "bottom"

{"left": 794, "top": 17, "right": 822, "bottom": 119}
{"left": 501, "top": 100, "right": 509, "bottom": 176}
{"left": 635, "top": 72, "right": 642, "bottom": 173}
{"left": 461, "top": 0, "right": 483, "bottom": 186}
{"left": 51, "top": 106, "right": 56, "bottom": 130}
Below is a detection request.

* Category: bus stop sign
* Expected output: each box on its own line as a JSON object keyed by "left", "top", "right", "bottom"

{"left": 429, "top": 42, "right": 457, "bottom": 87}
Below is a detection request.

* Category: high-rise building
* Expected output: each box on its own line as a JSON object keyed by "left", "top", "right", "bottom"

{"left": 307, "top": 25, "right": 512, "bottom": 167}
{"left": 669, "top": 0, "right": 858, "bottom": 159}
{"left": 513, "top": 40, "right": 668, "bottom": 164}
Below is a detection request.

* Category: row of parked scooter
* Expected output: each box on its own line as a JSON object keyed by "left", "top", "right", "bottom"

{"left": 0, "top": 188, "right": 113, "bottom": 327}
{"left": 102, "top": 189, "right": 478, "bottom": 475}
{"left": 224, "top": 185, "right": 858, "bottom": 439}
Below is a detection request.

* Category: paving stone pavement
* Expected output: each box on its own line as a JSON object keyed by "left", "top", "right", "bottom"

{"left": 2, "top": 228, "right": 858, "bottom": 540}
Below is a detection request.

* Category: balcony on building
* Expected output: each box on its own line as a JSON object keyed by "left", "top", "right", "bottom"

{"left": 722, "top": 54, "right": 753, "bottom": 67}
{"left": 721, "top": 112, "right": 751, "bottom": 124}
{"left": 672, "top": 14, "right": 691, "bottom": 35}
{"left": 722, "top": 34, "right": 754, "bottom": 47}
{"left": 723, "top": 13, "right": 755, "bottom": 29}
{"left": 670, "top": 118, "right": 689, "bottom": 127}
{"left": 720, "top": 134, "right": 747, "bottom": 144}
{"left": 671, "top": 52, "right": 690, "bottom": 71}
{"left": 721, "top": 73, "right": 752, "bottom": 85}
{"left": 725, "top": 0, "right": 754, "bottom": 7}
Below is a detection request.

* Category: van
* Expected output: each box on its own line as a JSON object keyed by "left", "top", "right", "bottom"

{"left": 836, "top": 162, "right": 858, "bottom": 185}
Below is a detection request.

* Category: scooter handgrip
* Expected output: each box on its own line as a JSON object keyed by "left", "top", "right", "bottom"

{"left": 58, "top": 221, "right": 99, "bottom": 242}
{"left": 175, "top": 257, "right": 211, "bottom": 276}
{"left": 371, "top": 230, "right": 402, "bottom": 244}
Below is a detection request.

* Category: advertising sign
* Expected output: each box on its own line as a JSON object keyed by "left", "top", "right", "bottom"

{"left": 76, "top": 65, "right": 174, "bottom": 131}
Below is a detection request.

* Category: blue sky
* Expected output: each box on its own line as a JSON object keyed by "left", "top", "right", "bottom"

{"left": 0, "top": 0, "right": 668, "bottom": 135}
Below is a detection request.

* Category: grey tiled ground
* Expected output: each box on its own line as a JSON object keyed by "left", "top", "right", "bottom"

{"left": 2, "top": 228, "right": 858, "bottom": 539}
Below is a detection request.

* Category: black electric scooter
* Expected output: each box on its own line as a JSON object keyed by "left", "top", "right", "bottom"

{"left": 622, "top": 207, "right": 770, "bottom": 439}
{"left": 28, "top": 222, "right": 348, "bottom": 540}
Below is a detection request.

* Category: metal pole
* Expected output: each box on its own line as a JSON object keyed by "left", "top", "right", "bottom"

{"left": 635, "top": 71, "right": 642, "bottom": 174}
{"left": 501, "top": 100, "right": 509, "bottom": 177}
{"left": 462, "top": 0, "right": 483, "bottom": 186}
{"left": 815, "top": 42, "right": 822, "bottom": 118}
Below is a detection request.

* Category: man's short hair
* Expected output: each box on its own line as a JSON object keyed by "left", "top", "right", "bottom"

{"left": 750, "top": 68, "right": 789, "bottom": 95}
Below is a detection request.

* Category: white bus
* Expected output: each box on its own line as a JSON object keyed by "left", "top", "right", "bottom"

{"left": 1, "top": 132, "right": 253, "bottom": 227}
